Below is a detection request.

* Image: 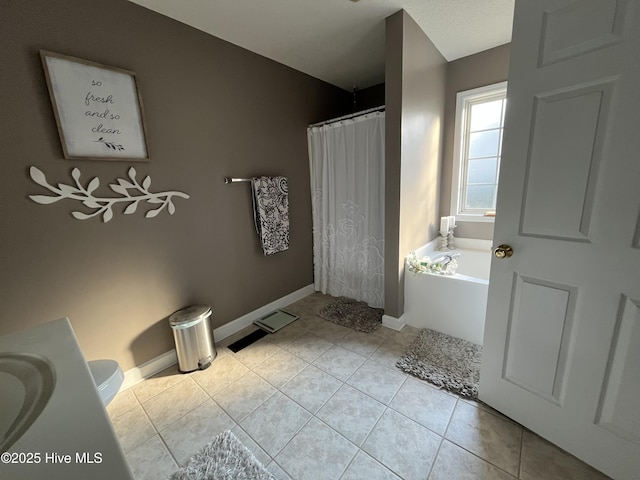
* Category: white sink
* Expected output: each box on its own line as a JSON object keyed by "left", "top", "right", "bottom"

{"left": 0, "top": 318, "right": 133, "bottom": 479}
{"left": 0, "top": 353, "right": 56, "bottom": 453}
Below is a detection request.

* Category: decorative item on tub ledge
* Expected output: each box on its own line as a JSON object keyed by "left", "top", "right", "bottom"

{"left": 407, "top": 251, "right": 460, "bottom": 276}
{"left": 29, "top": 166, "right": 189, "bottom": 222}
{"left": 438, "top": 215, "right": 457, "bottom": 250}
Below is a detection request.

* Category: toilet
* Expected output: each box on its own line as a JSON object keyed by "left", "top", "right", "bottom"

{"left": 88, "top": 359, "right": 124, "bottom": 406}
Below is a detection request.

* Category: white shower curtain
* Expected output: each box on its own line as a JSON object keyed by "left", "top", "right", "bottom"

{"left": 307, "top": 111, "right": 385, "bottom": 308}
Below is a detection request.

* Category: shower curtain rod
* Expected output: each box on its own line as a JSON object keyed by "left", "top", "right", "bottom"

{"left": 309, "top": 105, "right": 385, "bottom": 128}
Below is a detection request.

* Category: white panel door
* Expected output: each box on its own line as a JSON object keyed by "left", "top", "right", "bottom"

{"left": 479, "top": 1, "right": 640, "bottom": 479}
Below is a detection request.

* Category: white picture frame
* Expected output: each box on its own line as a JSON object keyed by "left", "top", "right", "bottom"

{"left": 40, "top": 50, "right": 150, "bottom": 161}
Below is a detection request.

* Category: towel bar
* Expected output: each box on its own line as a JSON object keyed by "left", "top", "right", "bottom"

{"left": 224, "top": 177, "right": 252, "bottom": 184}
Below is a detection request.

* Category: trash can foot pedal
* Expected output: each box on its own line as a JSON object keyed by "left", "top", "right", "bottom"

{"left": 198, "top": 356, "right": 213, "bottom": 370}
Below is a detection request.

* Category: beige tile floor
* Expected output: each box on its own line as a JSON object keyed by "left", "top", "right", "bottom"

{"left": 107, "top": 293, "right": 611, "bottom": 480}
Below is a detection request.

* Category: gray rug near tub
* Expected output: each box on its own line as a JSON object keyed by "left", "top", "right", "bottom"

{"left": 319, "top": 296, "right": 383, "bottom": 333}
{"left": 396, "top": 328, "right": 482, "bottom": 399}
{"left": 168, "top": 430, "right": 276, "bottom": 480}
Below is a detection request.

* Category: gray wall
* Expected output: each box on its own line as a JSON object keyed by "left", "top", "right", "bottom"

{"left": 440, "top": 44, "right": 511, "bottom": 240}
{"left": 384, "top": 10, "right": 446, "bottom": 318}
{"left": 0, "top": 0, "right": 350, "bottom": 370}
{"left": 356, "top": 83, "right": 385, "bottom": 111}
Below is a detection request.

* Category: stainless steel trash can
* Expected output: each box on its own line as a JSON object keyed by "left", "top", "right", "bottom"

{"left": 169, "top": 305, "right": 216, "bottom": 373}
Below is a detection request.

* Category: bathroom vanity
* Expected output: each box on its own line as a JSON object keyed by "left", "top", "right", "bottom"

{"left": 0, "top": 318, "right": 134, "bottom": 480}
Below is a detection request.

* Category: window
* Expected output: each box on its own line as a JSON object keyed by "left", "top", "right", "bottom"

{"left": 451, "top": 81, "right": 507, "bottom": 221}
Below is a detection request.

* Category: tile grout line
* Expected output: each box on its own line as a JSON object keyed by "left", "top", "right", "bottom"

{"left": 130, "top": 371, "right": 190, "bottom": 405}
{"left": 358, "top": 403, "right": 387, "bottom": 461}
{"left": 234, "top": 425, "right": 274, "bottom": 467}
{"left": 466, "top": 398, "right": 526, "bottom": 426}
{"left": 355, "top": 404, "right": 412, "bottom": 480}
{"left": 231, "top": 423, "right": 272, "bottom": 465}
{"left": 338, "top": 449, "right": 397, "bottom": 480}
{"left": 441, "top": 397, "right": 459, "bottom": 439}
{"left": 425, "top": 435, "right": 446, "bottom": 480}
{"left": 442, "top": 398, "right": 523, "bottom": 479}
{"left": 264, "top": 409, "right": 314, "bottom": 475}
{"left": 118, "top": 400, "right": 179, "bottom": 478}
{"left": 306, "top": 415, "right": 361, "bottom": 479}
{"left": 342, "top": 363, "right": 409, "bottom": 408}
{"left": 108, "top": 388, "right": 141, "bottom": 422}
{"left": 266, "top": 457, "right": 291, "bottom": 480}
{"left": 147, "top": 377, "right": 210, "bottom": 433}
{"left": 275, "top": 372, "right": 343, "bottom": 419}
{"left": 386, "top": 373, "right": 409, "bottom": 405}
{"left": 111, "top": 397, "right": 159, "bottom": 463}
{"left": 337, "top": 450, "right": 360, "bottom": 480}
{"left": 442, "top": 434, "right": 521, "bottom": 480}
{"left": 156, "top": 431, "right": 180, "bottom": 470}
{"left": 214, "top": 383, "right": 279, "bottom": 426}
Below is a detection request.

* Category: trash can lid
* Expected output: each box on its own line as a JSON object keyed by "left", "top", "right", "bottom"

{"left": 169, "top": 305, "right": 212, "bottom": 328}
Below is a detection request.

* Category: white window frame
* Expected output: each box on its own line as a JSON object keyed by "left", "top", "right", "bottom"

{"left": 451, "top": 81, "right": 508, "bottom": 223}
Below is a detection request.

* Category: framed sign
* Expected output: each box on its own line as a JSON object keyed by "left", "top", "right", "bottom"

{"left": 40, "top": 50, "right": 150, "bottom": 161}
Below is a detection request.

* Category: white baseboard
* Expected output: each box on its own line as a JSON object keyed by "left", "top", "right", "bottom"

{"left": 121, "top": 350, "right": 177, "bottom": 390}
{"left": 120, "top": 284, "right": 315, "bottom": 390}
{"left": 382, "top": 314, "right": 406, "bottom": 331}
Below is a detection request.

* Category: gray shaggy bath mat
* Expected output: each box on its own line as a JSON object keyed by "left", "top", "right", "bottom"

{"left": 396, "top": 328, "right": 482, "bottom": 399}
{"left": 319, "top": 296, "right": 383, "bottom": 333}
{"left": 168, "top": 430, "right": 275, "bottom": 480}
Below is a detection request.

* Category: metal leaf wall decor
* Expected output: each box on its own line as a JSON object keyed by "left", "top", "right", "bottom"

{"left": 29, "top": 166, "right": 190, "bottom": 223}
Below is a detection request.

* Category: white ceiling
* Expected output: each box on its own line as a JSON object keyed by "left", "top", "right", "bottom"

{"left": 128, "top": 0, "right": 514, "bottom": 91}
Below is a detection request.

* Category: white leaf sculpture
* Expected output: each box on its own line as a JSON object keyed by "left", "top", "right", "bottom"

{"left": 30, "top": 194, "right": 61, "bottom": 205}
{"left": 29, "top": 166, "right": 190, "bottom": 223}
{"left": 71, "top": 211, "right": 93, "bottom": 220}
{"left": 145, "top": 208, "right": 161, "bottom": 219}
{"left": 109, "top": 184, "right": 129, "bottom": 195}
{"left": 86, "top": 177, "right": 100, "bottom": 194}
{"left": 30, "top": 167, "right": 49, "bottom": 187}
{"left": 123, "top": 202, "right": 138, "bottom": 214}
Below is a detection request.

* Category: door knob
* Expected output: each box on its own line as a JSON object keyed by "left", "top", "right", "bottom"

{"left": 494, "top": 244, "right": 513, "bottom": 259}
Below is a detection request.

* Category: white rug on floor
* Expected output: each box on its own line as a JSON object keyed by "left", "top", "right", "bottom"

{"left": 168, "top": 430, "right": 276, "bottom": 480}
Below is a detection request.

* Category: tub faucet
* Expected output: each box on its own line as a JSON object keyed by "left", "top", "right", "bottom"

{"left": 431, "top": 252, "right": 460, "bottom": 267}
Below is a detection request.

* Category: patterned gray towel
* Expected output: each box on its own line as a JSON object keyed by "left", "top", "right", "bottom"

{"left": 251, "top": 176, "right": 289, "bottom": 255}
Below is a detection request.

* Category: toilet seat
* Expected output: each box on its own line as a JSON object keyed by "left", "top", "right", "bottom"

{"left": 88, "top": 359, "right": 124, "bottom": 406}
